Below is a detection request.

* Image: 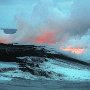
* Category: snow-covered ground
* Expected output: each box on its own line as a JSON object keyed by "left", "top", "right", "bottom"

{"left": 0, "top": 56, "right": 90, "bottom": 81}
{"left": 40, "top": 59, "right": 90, "bottom": 81}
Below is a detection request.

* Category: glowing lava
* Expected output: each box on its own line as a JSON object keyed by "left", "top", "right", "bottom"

{"left": 0, "top": 38, "right": 9, "bottom": 44}
{"left": 34, "top": 31, "right": 56, "bottom": 44}
{"left": 61, "top": 46, "right": 85, "bottom": 54}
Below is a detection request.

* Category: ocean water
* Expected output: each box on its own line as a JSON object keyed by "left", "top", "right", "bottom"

{"left": 0, "top": 79, "right": 90, "bottom": 90}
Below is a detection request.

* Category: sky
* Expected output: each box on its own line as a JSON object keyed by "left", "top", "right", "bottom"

{"left": 0, "top": 0, "right": 90, "bottom": 60}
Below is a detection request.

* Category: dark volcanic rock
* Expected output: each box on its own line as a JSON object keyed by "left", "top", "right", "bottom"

{"left": 0, "top": 43, "right": 89, "bottom": 66}
{"left": 17, "top": 57, "right": 51, "bottom": 78}
{"left": 0, "top": 67, "right": 16, "bottom": 72}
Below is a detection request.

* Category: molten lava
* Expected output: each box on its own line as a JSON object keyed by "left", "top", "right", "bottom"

{"left": 61, "top": 46, "right": 85, "bottom": 54}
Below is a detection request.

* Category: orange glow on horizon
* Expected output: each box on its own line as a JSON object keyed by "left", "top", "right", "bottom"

{"left": 61, "top": 46, "right": 85, "bottom": 54}
{"left": 0, "top": 38, "right": 9, "bottom": 44}
{"left": 34, "top": 31, "right": 56, "bottom": 44}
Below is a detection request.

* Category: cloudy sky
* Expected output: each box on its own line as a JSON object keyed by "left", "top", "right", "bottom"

{"left": 0, "top": 0, "right": 90, "bottom": 47}
{"left": 0, "top": 0, "right": 73, "bottom": 28}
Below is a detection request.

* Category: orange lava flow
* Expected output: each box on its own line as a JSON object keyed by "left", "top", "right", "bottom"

{"left": 61, "top": 47, "right": 85, "bottom": 54}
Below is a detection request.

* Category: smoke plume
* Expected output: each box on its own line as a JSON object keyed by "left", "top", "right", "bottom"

{"left": 0, "top": 0, "right": 90, "bottom": 60}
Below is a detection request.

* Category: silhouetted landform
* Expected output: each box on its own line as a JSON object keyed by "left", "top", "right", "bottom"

{"left": 0, "top": 43, "right": 89, "bottom": 66}
{"left": 0, "top": 28, "right": 17, "bottom": 34}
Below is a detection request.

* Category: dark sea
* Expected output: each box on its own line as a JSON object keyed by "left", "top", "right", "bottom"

{"left": 0, "top": 79, "right": 90, "bottom": 90}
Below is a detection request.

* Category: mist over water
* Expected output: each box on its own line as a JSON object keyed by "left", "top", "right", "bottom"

{"left": 0, "top": 0, "right": 90, "bottom": 60}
